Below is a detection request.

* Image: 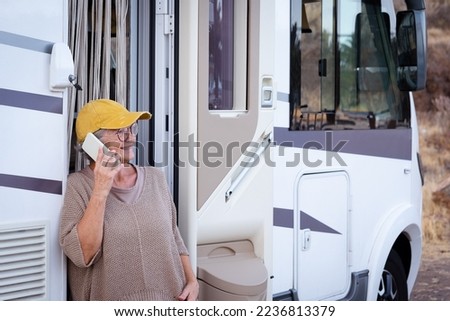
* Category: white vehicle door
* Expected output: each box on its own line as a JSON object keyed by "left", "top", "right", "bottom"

{"left": 296, "top": 170, "right": 350, "bottom": 300}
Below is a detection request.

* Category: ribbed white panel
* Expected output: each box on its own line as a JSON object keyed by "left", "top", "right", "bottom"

{"left": 0, "top": 225, "right": 47, "bottom": 301}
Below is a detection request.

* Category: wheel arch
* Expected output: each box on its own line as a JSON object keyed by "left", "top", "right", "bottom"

{"left": 391, "top": 233, "right": 412, "bottom": 279}
{"left": 365, "top": 204, "right": 422, "bottom": 300}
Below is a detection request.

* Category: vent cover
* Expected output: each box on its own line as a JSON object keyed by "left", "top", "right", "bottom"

{"left": 0, "top": 224, "right": 47, "bottom": 300}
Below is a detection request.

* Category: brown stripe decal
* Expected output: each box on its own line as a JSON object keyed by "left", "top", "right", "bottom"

{"left": 0, "top": 88, "right": 63, "bottom": 114}
{"left": 0, "top": 173, "right": 62, "bottom": 195}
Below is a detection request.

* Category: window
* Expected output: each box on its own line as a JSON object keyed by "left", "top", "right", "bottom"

{"left": 338, "top": 0, "right": 409, "bottom": 129}
{"left": 208, "top": 0, "right": 248, "bottom": 111}
{"left": 291, "top": 0, "right": 336, "bottom": 130}
{"left": 290, "top": 0, "right": 410, "bottom": 131}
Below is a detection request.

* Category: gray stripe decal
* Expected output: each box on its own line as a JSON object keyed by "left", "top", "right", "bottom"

{"left": 300, "top": 211, "right": 341, "bottom": 234}
{"left": 274, "top": 127, "right": 412, "bottom": 160}
{"left": 0, "top": 31, "right": 53, "bottom": 54}
{"left": 0, "top": 173, "right": 62, "bottom": 195}
{"left": 274, "top": 207, "right": 293, "bottom": 228}
{"left": 274, "top": 208, "right": 341, "bottom": 234}
{"left": 277, "top": 92, "right": 289, "bottom": 103}
{"left": 0, "top": 88, "right": 63, "bottom": 114}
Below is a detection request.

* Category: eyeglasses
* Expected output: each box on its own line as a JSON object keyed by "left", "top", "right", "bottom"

{"left": 116, "top": 123, "right": 138, "bottom": 142}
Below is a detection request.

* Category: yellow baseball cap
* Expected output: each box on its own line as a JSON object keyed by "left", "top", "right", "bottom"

{"left": 76, "top": 99, "right": 152, "bottom": 142}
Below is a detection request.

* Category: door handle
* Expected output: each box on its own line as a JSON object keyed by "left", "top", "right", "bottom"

{"left": 302, "top": 229, "right": 311, "bottom": 251}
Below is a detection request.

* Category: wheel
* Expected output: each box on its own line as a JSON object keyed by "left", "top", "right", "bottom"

{"left": 377, "top": 249, "right": 408, "bottom": 301}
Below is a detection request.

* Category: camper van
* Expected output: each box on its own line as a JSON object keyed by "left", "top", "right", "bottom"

{"left": 0, "top": 0, "right": 426, "bottom": 301}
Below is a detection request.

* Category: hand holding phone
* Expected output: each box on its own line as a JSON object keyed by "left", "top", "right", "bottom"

{"left": 82, "top": 132, "right": 109, "bottom": 161}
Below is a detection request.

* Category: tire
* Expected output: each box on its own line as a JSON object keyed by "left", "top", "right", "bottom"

{"left": 377, "top": 249, "right": 408, "bottom": 301}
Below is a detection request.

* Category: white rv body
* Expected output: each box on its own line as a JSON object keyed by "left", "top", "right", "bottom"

{"left": 0, "top": 0, "right": 425, "bottom": 301}
{"left": 270, "top": 0, "right": 424, "bottom": 300}
{"left": 0, "top": 0, "right": 69, "bottom": 300}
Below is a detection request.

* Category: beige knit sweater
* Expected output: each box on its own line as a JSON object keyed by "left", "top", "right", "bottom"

{"left": 59, "top": 166, "right": 189, "bottom": 300}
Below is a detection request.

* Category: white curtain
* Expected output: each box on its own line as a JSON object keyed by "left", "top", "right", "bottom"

{"left": 68, "top": 0, "right": 129, "bottom": 170}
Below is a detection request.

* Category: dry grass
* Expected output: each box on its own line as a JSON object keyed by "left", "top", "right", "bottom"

{"left": 417, "top": 100, "right": 450, "bottom": 243}
{"left": 412, "top": 1, "right": 450, "bottom": 245}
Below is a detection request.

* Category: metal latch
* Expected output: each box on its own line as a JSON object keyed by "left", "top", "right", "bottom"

{"left": 302, "top": 229, "right": 311, "bottom": 251}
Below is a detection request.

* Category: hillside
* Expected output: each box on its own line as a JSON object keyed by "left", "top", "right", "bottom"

{"left": 414, "top": 1, "right": 450, "bottom": 243}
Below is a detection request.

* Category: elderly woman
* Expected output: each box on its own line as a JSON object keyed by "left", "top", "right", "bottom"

{"left": 59, "top": 99, "right": 198, "bottom": 301}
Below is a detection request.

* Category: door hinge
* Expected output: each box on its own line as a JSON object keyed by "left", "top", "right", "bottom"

{"left": 164, "top": 14, "right": 174, "bottom": 35}
{"left": 156, "top": 0, "right": 168, "bottom": 14}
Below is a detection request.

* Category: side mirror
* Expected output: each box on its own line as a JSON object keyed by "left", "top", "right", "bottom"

{"left": 396, "top": 10, "right": 427, "bottom": 91}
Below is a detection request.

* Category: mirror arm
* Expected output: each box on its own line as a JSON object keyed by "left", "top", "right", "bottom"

{"left": 405, "top": 0, "right": 425, "bottom": 10}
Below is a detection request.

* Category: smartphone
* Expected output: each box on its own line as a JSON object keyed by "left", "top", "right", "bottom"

{"left": 82, "top": 132, "right": 109, "bottom": 160}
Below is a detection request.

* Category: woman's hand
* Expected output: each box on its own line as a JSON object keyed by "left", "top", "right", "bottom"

{"left": 178, "top": 279, "right": 200, "bottom": 301}
{"left": 92, "top": 147, "right": 123, "bottom": 198}
{"left": 178, "top": 255, "right": 200, "bottom": 301}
